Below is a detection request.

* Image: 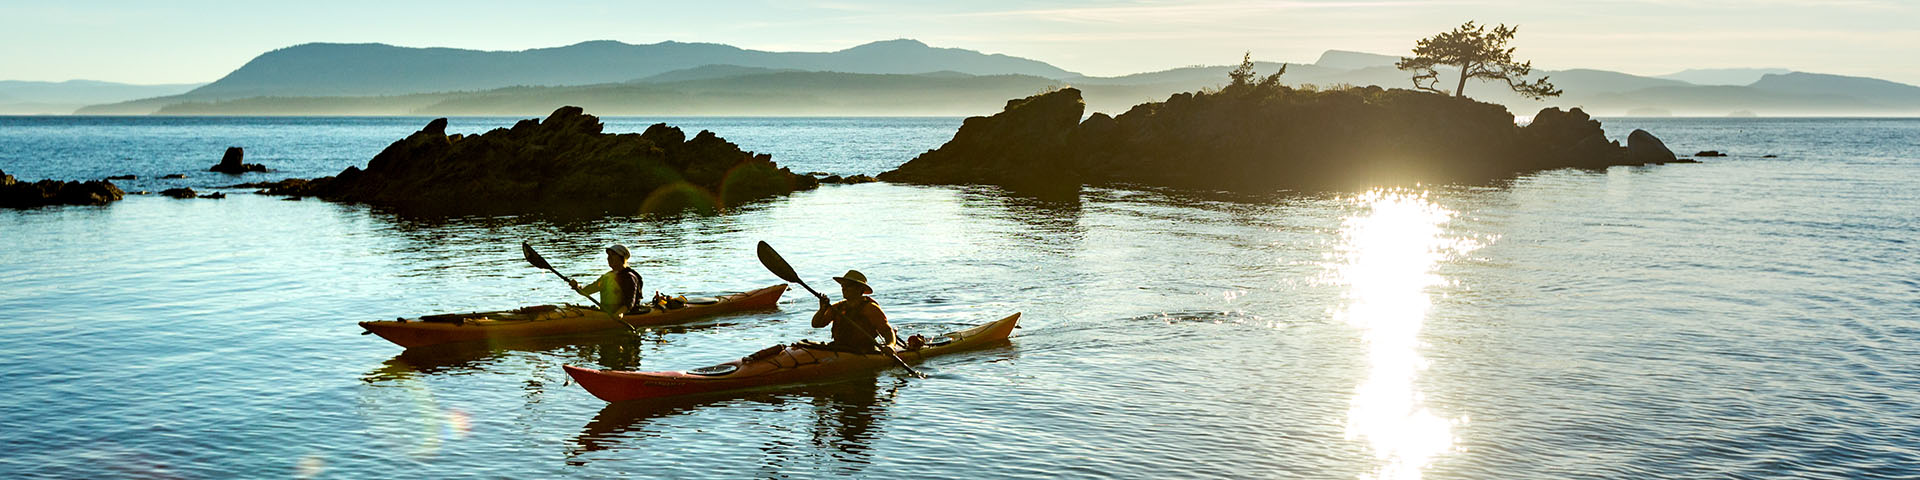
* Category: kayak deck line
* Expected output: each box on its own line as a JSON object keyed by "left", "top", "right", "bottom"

{"left": 359, "top": 284, "right": 788, "bottom": 348}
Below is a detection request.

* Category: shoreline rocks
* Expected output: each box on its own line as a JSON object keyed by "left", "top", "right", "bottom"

{"left": 257, "top": 106, "right": 817, "bottom": 214}
{"left": 879, "top": 86, "right": 1683, "bottom": 192}
{"left": 1, "top": 169, "right": 126, "bottom": 208}
{"left": 818, "top": 174, "right": 878, "bottom": 184}
{"left": 210, "top": 147, "right": 267, "bottom": 174}
{"left": 1627, "top": 129, "right": 1679, "bottom": 165}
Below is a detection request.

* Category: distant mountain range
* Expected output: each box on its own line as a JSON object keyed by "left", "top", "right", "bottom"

{"left": 39, "top": 39, "right": 1920, "bottom": 116}
{"left": 0, "top": 80, "right": 202, "bottom": 114}
{"left": 1655, "top": 68, "right": 1793, "bottom": 86}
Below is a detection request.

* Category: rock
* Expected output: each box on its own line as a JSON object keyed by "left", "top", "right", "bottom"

{"left": 105, "top": 174, "right": 136, "bottom": 180}
{"left": 198, "top": 192, "right": 227, "bottom": 199}
{"left": 1694, "top": 150, "right": 1727, "bottom": 157}
{"left": 209, "top": 146, "right": 267, "bottom": 174}
{"left": 877, "top": 87, "right": 1086, "bottom": 191}
{"left": 1626, "top": 129, "right": 1677, "bottom": 165}
{"left": 881, "top": 85, "right": 1663, "bottom": 192}
{"left": 818, "top": 173, "right": 878, "bottom": 185}
{"left": 0, "top": 169, "right": 126, "bottom": 208}
{"left": 263, "top": 106, "right": 817, "bottom": 215}
{"left": 161, "top": 173, "right": 188, "bottom": 179}
{"left": 1763, "top": 154, "right": 1779, "bottom": 158}
{"left": 1525, "top": 107, "right": 1627, "bottom": 170}
{"left": 806, "top": 172, "right": 831, "bottom": 177}
{"left": 160, "top": 187, "right": 198, "bottom": 199}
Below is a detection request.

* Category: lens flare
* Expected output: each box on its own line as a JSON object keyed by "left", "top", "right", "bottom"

{"left": 1328, "top": 188, "right": 1477, "bottom": 480}
{"left": 293, "top": 454, "right": 326, "bottom": 479}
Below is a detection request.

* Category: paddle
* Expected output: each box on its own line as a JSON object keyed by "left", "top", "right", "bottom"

{"left": 522, "top": 242, "right": 637, "bottom": 332}
{"left": 756, "top": 241, "right": 924, "bottom": 378}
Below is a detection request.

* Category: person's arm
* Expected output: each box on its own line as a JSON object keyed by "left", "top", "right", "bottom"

{"left": 861, "top": 301, "right": 897, "bottom": 345}
{"left": 811, "top": 299, "right": 835, "bottom": 328}
{"left": 575, "top": 272, "right": 607, "bottom": 296}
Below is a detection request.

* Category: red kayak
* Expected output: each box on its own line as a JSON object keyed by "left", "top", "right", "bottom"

{"left": 565, "top": 312, "right": 1021, "bottom": 402}
{"left": 359, "top": 284, "right": 787, "bottom": 348}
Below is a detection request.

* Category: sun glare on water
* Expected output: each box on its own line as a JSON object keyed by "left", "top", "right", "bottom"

{"left": 1328, "top": 188, "right": 1478, "bottom": 480}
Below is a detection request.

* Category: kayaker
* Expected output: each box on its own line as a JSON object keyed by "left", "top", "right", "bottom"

{"left": 811, "top": 270, "right": 899, "bottom": 352}
{"left": 568, "top": 244, "right": 644, "bottom": 317}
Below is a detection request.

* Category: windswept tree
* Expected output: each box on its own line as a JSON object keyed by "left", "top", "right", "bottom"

{"left": 1227, "top": 52, "right": 1287, "bottom": 90}
{"left": 1396, "top": 21, "right": 1561, "bottom": 100}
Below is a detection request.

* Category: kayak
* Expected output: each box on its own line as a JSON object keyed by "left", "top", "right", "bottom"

{"left": 565, "top": 313, "right": 1020, "bottom": 402}
{"left": 359, "top": 284, "right": 787, "bottom": 348}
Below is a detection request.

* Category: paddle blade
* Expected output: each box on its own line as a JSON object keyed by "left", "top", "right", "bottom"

{"left": 756, "top": 241, "right": 803, "bottom": 283}
{"left": 522, "top": 242, "right": 554, "bottom": 271}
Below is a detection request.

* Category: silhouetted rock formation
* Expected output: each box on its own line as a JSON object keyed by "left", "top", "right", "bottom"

{"left": 0, "top": 169, "right": 125, "bottom": 208}
{"left": 160, "top": 187, "right": 198, "bottom": 199}
{"left": 1694, "top": 150, "right": 1727, "bottom": 157}
{"left": 879, "top": 86, "right": 1681, "bottom": 192}
{"left": 261, "top": 106, "right": 816, "bottom": 214}
{"left": 210, "top": 147, "right": 267, "bottom": 174}
{"left": 1627, "top": 129, "right": 1683, "bottom": 164}
{"left": 818, "top": 174, "right": 879, "bottom": 184}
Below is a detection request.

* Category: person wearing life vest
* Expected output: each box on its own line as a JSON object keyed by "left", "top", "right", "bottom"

{"left": 811, "top": 269, "right": 899, "bottom": 352}
{"left": 568, "top": 244, "right": 644, "bottom": 318}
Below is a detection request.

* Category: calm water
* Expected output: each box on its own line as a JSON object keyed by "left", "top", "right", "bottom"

{"left": 1, "top": 116, "right": 1917, "bottom": 479}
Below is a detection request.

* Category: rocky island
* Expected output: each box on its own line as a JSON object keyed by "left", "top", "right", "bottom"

{"left": 209, "top": 147, "right": 267, "bottom": 174}
{"left": 1, "top": 169, "right": 125, "bottom": 208}
{"left": 879, "top": 84, "right": 1681, "bottom": 193}
{"left": 260, "top": 106, "right": 817, "bottom": 214}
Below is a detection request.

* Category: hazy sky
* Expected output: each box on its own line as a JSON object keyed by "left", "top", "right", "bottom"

{"left": 4, "top": 0, "right": 1918, "bottom": 85}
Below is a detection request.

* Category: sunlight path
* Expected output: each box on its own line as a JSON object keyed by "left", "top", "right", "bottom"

{"left": 1328, "top": 189, "right": 1477, "bottom": 480}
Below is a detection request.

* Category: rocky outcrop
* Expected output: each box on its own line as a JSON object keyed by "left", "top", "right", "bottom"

{"left": 1627, "top": 129, "right": 1681, "bottom": 164}
{"left": 1, "top": 169, "right": 125, "bottom": 208}
{"left": 1628, "top": 129, "right": 1689, "bottom": 165}
{"left": 818, "top": 174, "right": 878, "bottom": 184}
{"left": 209, "top": 147, "right": 267, "bottom": 174}
{"left": 1694, "top": 150, "right": 1727, "bottom": 157}
{"left": 160, "top": 187, "right": 198, "bottom": 199}
{"left": 261, "top": 106, "right": 817, "bottom": 214}
{"left": 880, "top": 86, "right": 1683, "bottom": 192}
{"left": 877, "top": 90, "right": 1085, "bottom": 191}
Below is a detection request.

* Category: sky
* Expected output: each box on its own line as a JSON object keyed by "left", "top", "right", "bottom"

{"left": 3, "top": 0, "right": 1918, "bottom": 85}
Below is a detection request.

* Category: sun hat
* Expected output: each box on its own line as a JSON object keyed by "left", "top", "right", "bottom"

{"left": 832, "top": 269, "right": 872, "bottom": 295}
{"left": 606, "top": 244, "right": 631, "bottom": 262}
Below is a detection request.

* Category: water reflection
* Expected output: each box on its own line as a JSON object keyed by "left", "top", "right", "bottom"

{"left": 1328, "top": 189, "right": 1476, "bottom": 480}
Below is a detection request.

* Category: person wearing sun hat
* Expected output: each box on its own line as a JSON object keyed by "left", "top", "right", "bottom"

{"left": 569, "top": 244, "right": 644, "bottom": 318}
{"left": 811, "top": 269, "right": 899, "bottom": 352}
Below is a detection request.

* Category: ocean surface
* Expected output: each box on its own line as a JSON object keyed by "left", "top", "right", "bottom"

{"left": 1, "top": 115, "right": 1917, "bottom": 479}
